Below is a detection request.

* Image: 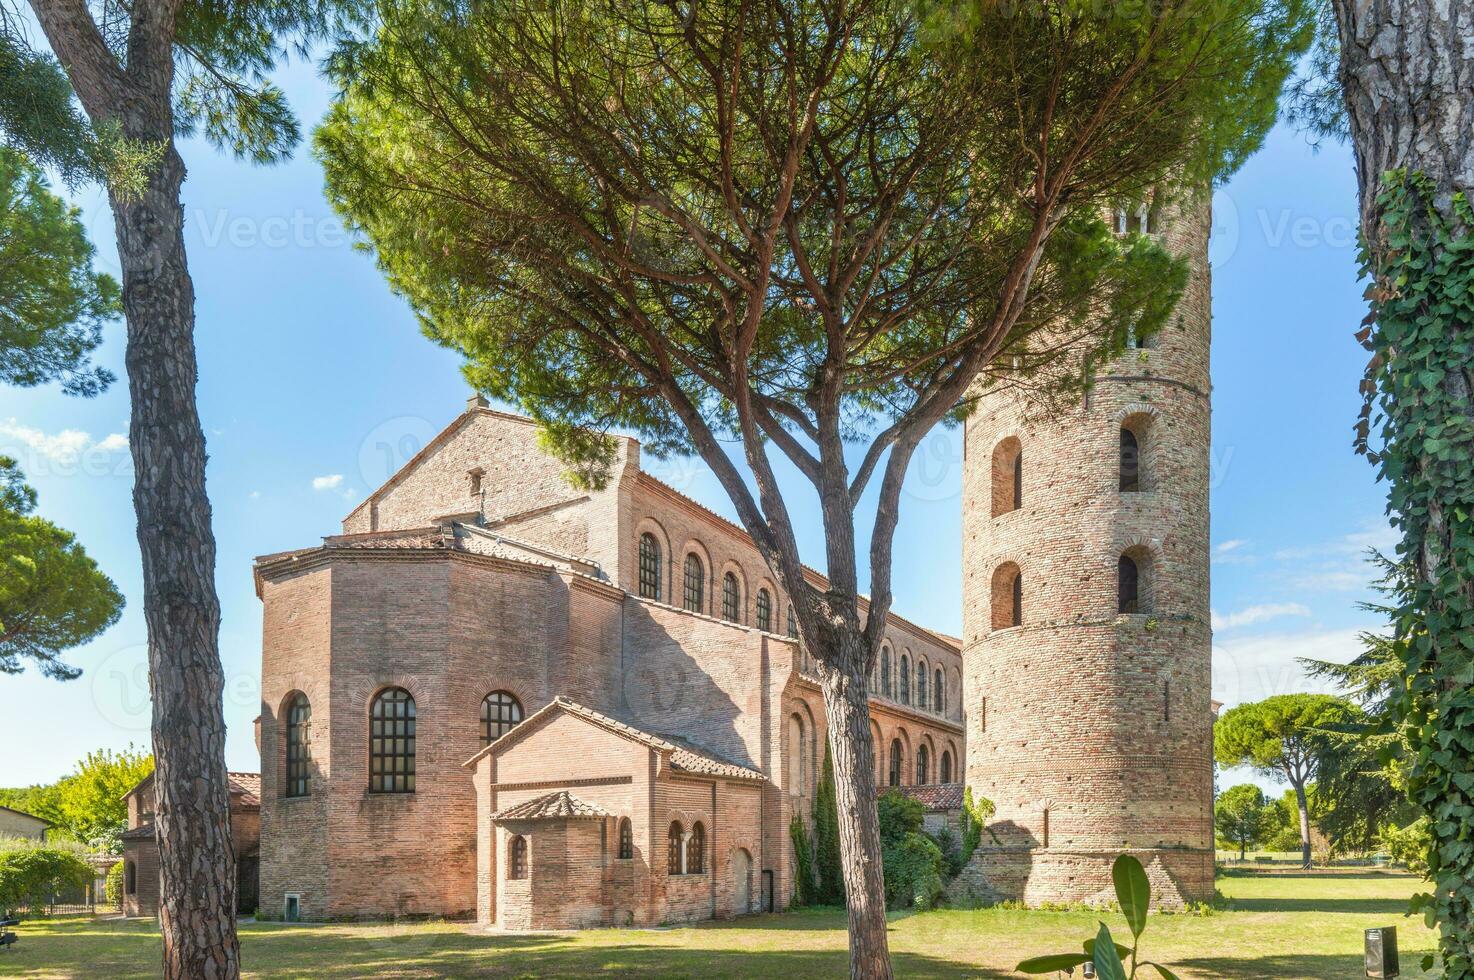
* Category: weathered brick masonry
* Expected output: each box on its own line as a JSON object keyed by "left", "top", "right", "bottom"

{"left": 958, "top": 197, "right": 1216, "bottom": 907}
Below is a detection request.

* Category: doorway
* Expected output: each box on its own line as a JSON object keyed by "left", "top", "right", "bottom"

{"left": 732, "top": 849, "right": 752, "bottom": 915}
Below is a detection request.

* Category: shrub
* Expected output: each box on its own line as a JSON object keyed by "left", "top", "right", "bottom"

{"left": 105, "top": 859, "right": 125, "bottom": 905}
{"left": 811, "top": 744, "right": 844, "bottom": 906}
{"left": 0, "top": 847, "right": 93, "bottom": 916}
{"left": 788, "top": 815, "right": 817, "bottom": 907}
{"left": 877, "top": 790, "right": 945, "bottom": 909}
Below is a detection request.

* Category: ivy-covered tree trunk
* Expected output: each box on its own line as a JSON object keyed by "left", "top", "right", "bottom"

{"left": 1332, "top": 0, "right": 1474, "bottom": 973}
{"left": 29, "top": 1, "right": 240, "bottom": 975}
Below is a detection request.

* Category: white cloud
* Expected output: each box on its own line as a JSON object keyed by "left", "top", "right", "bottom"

{"left": 1211, "top": 602, "right": 1311, "bottom": 631}
{"left": 1212, "top": 627, "right": 1369, "bottom": 707}
{"left": 0, "top": 418, "right": 129, "bottom": 466}
{"left": 312, "top": 474, "right": 344, "bottom": 491}
{"left": 248, "top": 490, "right": 262, "bottom": 500}
{"left": 1215, "top": 539, "right": 1247, "bottom": 554}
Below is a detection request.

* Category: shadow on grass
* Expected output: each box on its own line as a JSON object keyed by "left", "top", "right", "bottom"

{"left": 1177, "top": 951, "right": 1435, "bottom": 980}
{"left": 1224, "top": 896, "right": 1415, "bottom": 914}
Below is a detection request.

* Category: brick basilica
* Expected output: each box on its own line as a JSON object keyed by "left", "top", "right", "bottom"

{"left": 242, "top": 199, "right": 1214, "bottom": 928}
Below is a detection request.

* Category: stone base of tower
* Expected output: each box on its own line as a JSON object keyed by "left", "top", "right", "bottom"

{"left": 947, "top": 845, "right": 1214, "bottom": 910}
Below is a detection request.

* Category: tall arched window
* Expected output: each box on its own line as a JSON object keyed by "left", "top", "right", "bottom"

{"left": 756, "top": 588, "right": 772, "bottom": 631}
{"left": 992, "top": 562, "right": 1022, "bottom": 629}
{"left": 940, "top": 750, "right": 953, "bottom": 783}
{"left": 787, "top": 713, "right": 808, "bottom": 796}
{"left": 688, "top": 822, "right": 705, "bottom": 874}
{"left": 916, "top": 661, "right": 928, "bottom": 709}
{"left": 787, "top": 606, "right": 798, "bottom": 638}
{"left": 917, "top": 744, "right": 930, "bottom": 785}
{"left": 1120, "top": 415, "right": 1153, "bottom": 492}
{"left": 1119, "top": 546, "right": 1155, "bottom": 614}
{"left": 618, "top": 818, "right": 633, "bottom": 860}
{"left": 722, "top": 572, "right": 741, "bottom": 622}
{"left": 369, "top": 687, "right": 415, "bottom": 793}
{"left": 284, "top": 692, "right": 311, "bottom": 798}
{"left": 639, "top": 533, "right": 662, "bottom": 600}
{"left": 668, "top": 821, "right": 684, "bottom": 875}
{"left": 899, "top": 655, "right": 911, "bottom": 703}
{"left": 934, "top": 669, "right": 944, "bottom": 714}
{"left": 683, "top": 553, "right": 705, "bottom": 612}
{"left": 991, "top": 437, "right": 1023, "bottom": 516}
{"left": 881, "top": 647, "right": 892, "bottom": 697}
{"left": 125, "top": 861, "right": 136, "bottom": 895}
{"left": 888, "top": 739, "right": 902, "bottom": 787}
{"left": 480, "top": 691, "right": 523, "bottom": 745}
{"left": 508, "top": 835, "right": 527, "bottom": 879}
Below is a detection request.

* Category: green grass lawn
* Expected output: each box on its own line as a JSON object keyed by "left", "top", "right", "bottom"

{"left": 0, "top": 870, "right": 1435, "bottom": 979}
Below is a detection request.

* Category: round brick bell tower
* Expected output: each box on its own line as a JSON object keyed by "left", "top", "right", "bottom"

{"left": 959, "top": 193, "right": 1215, "bottom": 907}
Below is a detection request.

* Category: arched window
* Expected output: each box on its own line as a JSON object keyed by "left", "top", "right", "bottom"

{"left": 508, "top": 834, "right": 527, "bottom": 879}
{"left": 787, "top": 605, "right": 798, "bottom": 638}
{"left": 1120, "top": 427, "right": 1141, "bottom": 492}
{"left": 480, "top": 691, "right": 523, "bottom": 745}
{"left": 756, "top": 588, "right": 772, "bottom": 631}
{"left": 916, "top": 661, "right": 928, "bottom": 709}
{"left": 722, "top": 572, "right": 741, "bottom": 622}
{"left": 618, "top": 818, "right": 633, "bottom": 860}
{"left": 688, "top": 822, "right": 705, "bottom": 874}
{"left": 888, "top": 739, "right": 902, "bottom": 787}
{"left": 284, "top": 692, "right": 311, "bottom": 798}
{"left": 787, "top": 713, "right": 808, "bottom": 796}
{"left": 991, "top": 437, "right": 1023, "bottom": 516}
{"left": 917, "top": 744, "right": 930, "bottom": 785}
{"left": 992, "top": 562, "right": 1022, "bottom": 629}
{"left": 899, "top": 655, "right": 911, "bottom": 703}
{"left": 934, "top": 669, "right": 945, "bottom": 714}
{"left": 668, "top": 821, "right": 684, "bottom": 875}
{"left": 369, "top": 687, "right": 415, "bottom": 793}
{"left": 880, "top": 646, "right": 892, "bottom": 697}
{"left": 1120, "top": 414, "right": 1153, "bottom": 492}
{"left": 683, "top": 553, "right": 705, "bottom": 612}
{"left": 639, "top": 533, "right": 662, "bottom": 600}
{"left": 940, "top": 750, "right": 953, "bottom": 783}
{"left": 1119, "top": 546, "right": 1155, "bottom": 614}
{"left": 125, "top": 861, "right": 136, "bottom": 895}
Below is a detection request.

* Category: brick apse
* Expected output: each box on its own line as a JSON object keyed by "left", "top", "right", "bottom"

{"left": 956, "top": 195, "right": 1217, "bottom": 907}
{"left": 253, "top": 403, "right": 963, "bottom": 926}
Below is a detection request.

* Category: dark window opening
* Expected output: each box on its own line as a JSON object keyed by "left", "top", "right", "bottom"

{"left": 888, "top": 740, "right": 902, "bottom": 787}
{"left": 756, "top": 589, "right": 772, "bottom": 631}
{"left": 638, "top": 533, "right": 662, "bottom": 600}
{"left": 1120, "top": 427, "right": 1141, "bottom": 492}
{"left": 1119, "top": 555, "right": 1141, "bottom": 614}
{"left": 480, "top": 691, "right": 523, "bottom": 746}
{"left": 508, "top": 835, "right": 527, "bottom": 879}
{"left": 618, "top": 818, "right": 633, "bottom": 860}
{"left": 683, "top": 554, "right": 704, "bottom": 612}
{"left": 722, "top": 572, "right": 740, "bottom": 622}
{"left": 285, "top": 692, "right": 311, "bottom": 798}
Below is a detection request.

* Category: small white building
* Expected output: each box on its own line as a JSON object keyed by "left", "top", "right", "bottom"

{"left": 0, "top": 805, "right": 51, "bottom": 841}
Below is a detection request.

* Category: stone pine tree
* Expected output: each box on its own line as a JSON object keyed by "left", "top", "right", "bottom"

{"left": 24, "top": 0, "right": 337, "bottom": 973}
{"left": 0, "top": 457, "right": 124, "bottom": 679}
{"left": 1288, "top": 0, "right": 1474, "bottom": 969}
{"left": 1213, "top": 784, "right": 1270, "bottom": 861}
{"left": 1214, "top": 694, "right": 1359, "bottom": 869}
{"left": 316, "top": 0, "right": 1311, "bottom": 973}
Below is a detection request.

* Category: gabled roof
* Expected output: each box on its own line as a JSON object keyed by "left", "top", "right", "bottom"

{"left": 0, "top": 804, "right": 52, "bottom": 827}
{"left": 464, "top": 696, "right": 765, "bottom": 783}
{"left": 492, "top": 790, "right": 609, "bottom": 821}
{"left": 122, "top": 771, "right": 261, "bottom": 809}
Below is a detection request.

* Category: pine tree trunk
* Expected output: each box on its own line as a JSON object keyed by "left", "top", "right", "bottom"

{"left": 1331, "top": 0, "right": 1474, "bottom": 971}
{"left": 1293, "top": 781, "right": 1312, "bottom": 870}
{"left": 113, "top": 141, "right": 240, "bottom": 979}
{"left": 815, "top": 631, "right": 892, "bottom": 980}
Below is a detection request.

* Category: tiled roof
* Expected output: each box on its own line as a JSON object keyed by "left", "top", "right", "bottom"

{"left": 228, "top": 772, "right": 261, "bottom": 806}
{"left": 886, "top": 782, "right": 964, "bottom": 811}
{"left": 121, "top": 821, "right": 155, "bottom": 841}
{"left": 492, "top": 790, "right": 609, "bottom": 821}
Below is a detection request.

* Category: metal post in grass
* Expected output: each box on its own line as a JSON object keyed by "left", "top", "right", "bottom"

{"left": 1365, "top": 926, "right": 1399, "bottom": 978}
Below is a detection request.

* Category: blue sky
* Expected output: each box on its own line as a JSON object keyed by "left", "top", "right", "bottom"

{"left": 0, "top": 55, "right": 1390, "bottom": 792}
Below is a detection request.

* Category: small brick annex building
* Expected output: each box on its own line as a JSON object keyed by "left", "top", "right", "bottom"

{"left": 253, "top": 405, "right": 964, "bottom": 926}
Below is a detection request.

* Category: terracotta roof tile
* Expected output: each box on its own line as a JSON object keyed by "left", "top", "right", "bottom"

{"left": 492, "top": 790, "right": 609, "bottom": 821}
{"left": 886, "top": 782, "right": 964, "bottom": 811}
{"left": 227, "top": 772, "right": 261, "bottom": 806}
